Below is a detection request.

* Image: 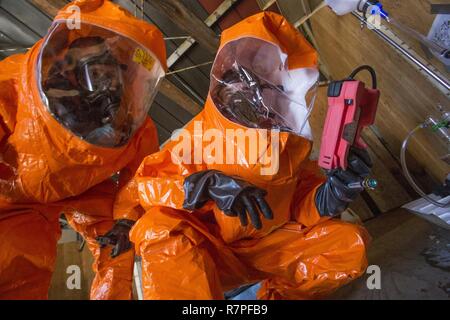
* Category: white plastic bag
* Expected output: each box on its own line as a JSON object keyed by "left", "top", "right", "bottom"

{"left": 325, "top": 0, "right": 361, "bottom": 15}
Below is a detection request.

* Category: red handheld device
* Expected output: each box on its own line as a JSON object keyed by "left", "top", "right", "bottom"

{"left": 319, "top": 66, "right": 380, "bottom": 171}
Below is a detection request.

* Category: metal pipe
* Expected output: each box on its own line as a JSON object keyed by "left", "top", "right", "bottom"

{"left": 0, "top": 45, "right": 30, "bottom": 53}
{"left": 351, "top": 12, "right": 450, "bottom": 93}
{"left": 400, "top": 124, "right": 450, "bottom": 207}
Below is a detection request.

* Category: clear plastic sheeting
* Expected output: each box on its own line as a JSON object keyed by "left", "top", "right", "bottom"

{"left": 210, "top": 37, "right": 319, "bottom": 139}
{"left": 37, "top": 22, "right": 165, "bottom": 147}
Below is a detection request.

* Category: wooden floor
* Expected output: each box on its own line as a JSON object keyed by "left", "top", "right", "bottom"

{"left": 49, "top": 241, "right": 94, "bottom": 300}
{"left": 48, "top": 209, "right": 450, "bottom": 300}
{"left": 332, "top": 209, "right": 450, "bottom": 300}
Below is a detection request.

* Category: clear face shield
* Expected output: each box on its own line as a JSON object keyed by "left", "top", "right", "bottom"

{"left": 37, "top": 22, "right": 165, "bottom": 147}
{"left": 210, "top": 37, "right": 319, "bottom": 139}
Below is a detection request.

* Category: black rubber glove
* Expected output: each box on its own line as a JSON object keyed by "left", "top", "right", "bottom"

{"left": 96, "top": 219, "right": 134, "bottom": 258}
{"left": 315, "top": 147, "right": 373, "bottom": 216}
{"left": 183, "top": 170, "right": 273, "bottom": 229}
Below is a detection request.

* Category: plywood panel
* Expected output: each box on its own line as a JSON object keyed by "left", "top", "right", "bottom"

{"left": 310, "top": 7, "right": 449, "bottom": 187}
{"left": 148, "top": 0, "right": 219, "bottom": 54}
{"left": 383, "top": 0, "right": 449, "bottom": 76}
{"left": 0, "top": 7, "right": 41, "bottom": 46}
{"left": 199, "top": 0, "right": 243, "bottom": 30}
{"left": 332, "top": 209, "right": 450, "bottom": 300}
{"left": 203, "top": 0, "right": 280, "bottom": 31}
{"left": 1, "top": 0, "right": 52, "bottom": 37}
{"left": 117, "top": 0, "right": 213, "bottom": 100}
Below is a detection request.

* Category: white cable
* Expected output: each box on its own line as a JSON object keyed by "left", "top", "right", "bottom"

{"left": 166, "top": 61, "right": 213, "bottom": 75}
{"left": 164, "top": 36, "right": 191, "bottom": 41}
{"left": 401, "top": 125, "right": 450, "bottom": 207}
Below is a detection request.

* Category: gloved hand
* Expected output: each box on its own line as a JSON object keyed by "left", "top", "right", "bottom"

{"left": 96, "top": 219, "right": 135, "bottom": 258}
{"left": 315, "top": 147, "right": 373, "bottom": 216}
{"left": 183, "top": 170, "right": 273, "bottom": 229}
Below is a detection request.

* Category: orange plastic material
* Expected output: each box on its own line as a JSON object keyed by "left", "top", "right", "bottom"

{"left": 114, "top": 12, "right": 370, "bottom": 300}
{"left": 0, "top": 0, "right": 163, "bottom": 299}
{"left": 63, "top": 179, "right": 139, "bottom": 300}
{"left": 0, "top": 204, "right": 62, "bottom": 300}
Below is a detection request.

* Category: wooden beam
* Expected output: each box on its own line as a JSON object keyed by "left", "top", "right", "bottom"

{"left": 293, "top": 1, "right": 326, "bottom": 28}
{"left": 159, "top": 79, "right": 202, "bottom": 115}
{"left": 347, "top": 197, "right": 375, "bottom": 222}
{"left": 49, "top": 242, "right": 94, "bottom": 299}
{"left": 383, "top": 0, "right": 448, "bottom": 77}
{"left": 30, "top": 0, "right": 66, "bottom": 17}
{"left": 297, "top": 0, "right": 332, "bottom": 79}
{"left": 147, "top": 0, "right": 219, "bottom": 54}
{"left": 353, "top": 11, "right": 449, "bottom": 96}
{"left": 300, "top": 1, "right": 313, "bottom": 19}
{"left": 256, "top": 0, "right": 276, "bottom": 10}
{"left": 361, "top": 129, "right": 412, "bottom": 212}
{"left": 167, "top": 0, "right": 239, "bottom": 68}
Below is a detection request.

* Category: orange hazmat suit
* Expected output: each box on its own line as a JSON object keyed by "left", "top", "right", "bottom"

{"left": 114, "top": 12, "right": 370, "bottom": 300}
{"left": 0, "top": 0, "right": 166, "bottom": 299}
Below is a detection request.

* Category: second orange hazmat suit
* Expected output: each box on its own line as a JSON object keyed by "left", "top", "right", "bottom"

{"left": 114, "top": 12, "right": 371, "bottom": 300}
{"left": 0, "top": 0, "right": 166, "bottom": 299}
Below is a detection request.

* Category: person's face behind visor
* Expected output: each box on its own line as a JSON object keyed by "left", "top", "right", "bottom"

{"left": 38, "top": 23, "right": 165, "bottom": 148}
{"left": 210, "top": 38, "right": 319, "bottom": 138}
